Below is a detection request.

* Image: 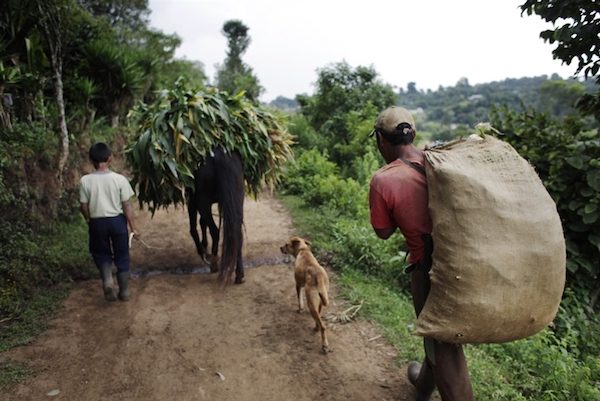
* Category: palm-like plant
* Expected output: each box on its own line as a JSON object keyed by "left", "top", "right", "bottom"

{"left": 0, "top": 60, "right": 21, "bottom": 130}
{"left": 83, "top": 40, "right": 144, "bottom": 127}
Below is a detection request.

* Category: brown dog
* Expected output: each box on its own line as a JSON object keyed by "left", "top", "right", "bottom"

{"left": 280, "top": 236, "right": 330, "bottom": 353}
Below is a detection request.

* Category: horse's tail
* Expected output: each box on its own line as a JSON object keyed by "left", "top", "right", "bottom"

{"left": 213, "top": 148, "right": 244, "bottom": 284}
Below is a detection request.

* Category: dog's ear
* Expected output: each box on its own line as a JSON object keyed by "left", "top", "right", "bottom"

{"left": 291, "top": 238, "right": 301, "bottom": 248}
{"left": 305, "top": 239, "right": 312, "bottom": 247}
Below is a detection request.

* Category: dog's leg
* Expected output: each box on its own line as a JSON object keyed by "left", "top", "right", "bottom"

{"left": 296, "top": 284, "right": 303, "bottom": 312}
{"left": 307, "top": 290, "right": 329, "bottom": 353}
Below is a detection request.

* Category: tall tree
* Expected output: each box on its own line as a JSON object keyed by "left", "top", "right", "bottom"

{"left": 36, "top": 0, "right": 73, "bottom": 184}
{"left": 78, "top": 0, "right": 149, "bottom": 30}
{"left": 297, "top": 62, "right": 397, "bottom": 133}
{"left": 521, "top": 0, "right": 600, "bottom": 119}
{"left": 215, "top": 19, "right": 262, "bottom": 102}
{"left": 296, "top": 62, "right": 397, "bottom": 165}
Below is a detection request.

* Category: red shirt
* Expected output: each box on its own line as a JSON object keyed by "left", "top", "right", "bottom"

{"left": 369, "top": 156, "right": 432, "bottom": 264}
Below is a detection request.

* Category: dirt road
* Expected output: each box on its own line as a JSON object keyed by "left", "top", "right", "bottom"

{"left": 5, "top": 195, "right": 416, "bottom": 401}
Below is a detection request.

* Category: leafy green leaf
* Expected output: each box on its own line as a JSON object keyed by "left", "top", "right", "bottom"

{"left": 582, "top": 211, "right": 598, "bottom": 224}
{"left": 588, "top": 234, "right": 600, "bottom": 251}
{"left": 565, "top": 156, "right": 584, "bottom": 169}
{"left": 587, "top": 169, "right": 600, "bottom": 191}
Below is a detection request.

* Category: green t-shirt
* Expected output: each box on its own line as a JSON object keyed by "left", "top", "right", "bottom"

{"left": 79, "top": 171, "right": 135, "bottom": 218}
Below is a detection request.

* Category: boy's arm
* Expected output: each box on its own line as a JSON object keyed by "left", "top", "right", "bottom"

{"left": 80, "top": 203, "right": 91, "bottom": 224}
{"left": 122, "top": 200, "right": 140, "bottom": 238}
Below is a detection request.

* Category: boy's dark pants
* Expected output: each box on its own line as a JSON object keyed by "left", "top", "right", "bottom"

{"left": 88, "top": 215, "right": 130, "bottom": 273}
{"left": 411, "top": 268, "right": 475, "bottom": 401}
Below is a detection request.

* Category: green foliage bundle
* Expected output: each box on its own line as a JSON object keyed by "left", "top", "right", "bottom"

{"left": 126, "top": 79, "right": 293, "bottom": 212}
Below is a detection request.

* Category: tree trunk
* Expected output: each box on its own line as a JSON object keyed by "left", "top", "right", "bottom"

{"left": 110, "top": 101, "right": 120, "bottom": 128}
{"left": 53, "top": 59, "right": 69, "bottom": 185}
{"left": 0, "top": 84, "right": 11, "bottom": 131}
{"left": 110, "top": 113, "right": 119, "bottom": 128}
{"left": 36, "top": 0, "right": 69, "bottom": 185}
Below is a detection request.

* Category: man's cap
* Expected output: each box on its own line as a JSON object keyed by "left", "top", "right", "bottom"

{"left": 369, "top": 106, "right": 416, "bottom": 137}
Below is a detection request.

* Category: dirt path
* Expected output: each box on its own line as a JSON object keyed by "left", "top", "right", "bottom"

{"left": 5, "top": 195, "right": 416, "bottom": 401}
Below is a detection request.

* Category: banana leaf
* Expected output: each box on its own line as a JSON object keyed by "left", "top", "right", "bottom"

{"left": 125, "top": 79, "right": 294, "bottom": 213}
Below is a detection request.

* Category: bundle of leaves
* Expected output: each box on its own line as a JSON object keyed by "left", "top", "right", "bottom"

{"left": 125, "top": 80, "right": 293, "bottom": 212}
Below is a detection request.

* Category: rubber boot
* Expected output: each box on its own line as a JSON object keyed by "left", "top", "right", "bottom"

{"left": 407, "top": 361, "right": 435, "bottom": 401}
{"left": 100, "top": 265, "right": 117, "bottom": 302}
{"left": 117, "top": 271, "right": 130, "bottom": 302}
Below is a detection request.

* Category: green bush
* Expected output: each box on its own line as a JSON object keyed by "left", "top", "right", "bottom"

{"left": 282, "top": 148, "right": 338, "bottom": 196}
{"left": 287, "top": 113, "right": 328, "bottom": 150}
{"left": 331, "top": 219, "right": 408, "bottom": 286}
{"left": 491, "top": 107, "right": 600, "bottom": 286}
{"left": 476, "top": 331, "right": 600, "bottom": 401}
{"left": 0, "top": 219, "right": 95, "bottom": 317}
{"left": 0, "top": 122, "right": 97, "bottom": 320}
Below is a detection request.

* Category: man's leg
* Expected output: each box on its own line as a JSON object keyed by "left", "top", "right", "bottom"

{"left": 411, "top": 269, "right": 475, "bottom": 401}
{"left": 408, "top": 269, "right": 436, "bottom": 399}
{"left": 432, "top": 341, "right": 474, "bottom": 401}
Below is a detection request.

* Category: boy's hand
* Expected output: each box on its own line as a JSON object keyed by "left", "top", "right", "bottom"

{"left": 128, "top": 231, "right": 140, "bottom": 249}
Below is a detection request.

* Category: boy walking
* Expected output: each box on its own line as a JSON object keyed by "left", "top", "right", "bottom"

{"left": 79, "top": 143, "right": 139, "bottom": 302}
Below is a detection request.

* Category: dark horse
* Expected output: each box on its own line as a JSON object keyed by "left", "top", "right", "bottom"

{"left": 187, "top": 147, "right": 245, "bottom": 284}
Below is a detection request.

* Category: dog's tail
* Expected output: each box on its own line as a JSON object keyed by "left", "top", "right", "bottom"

{"left": 317, "top": 275, "right": 329, "bottom": 307}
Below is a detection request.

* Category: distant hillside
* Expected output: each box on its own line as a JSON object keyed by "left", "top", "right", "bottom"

{"left": 267, "top": 96, "right": 299, "bottom": 111}
{"left": 398, "top": 75, "right": 596, "bottom": 127}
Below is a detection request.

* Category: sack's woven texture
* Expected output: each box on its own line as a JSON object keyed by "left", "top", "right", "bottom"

{"left": 415, "top": 135, "right": 566, "bottom": 344}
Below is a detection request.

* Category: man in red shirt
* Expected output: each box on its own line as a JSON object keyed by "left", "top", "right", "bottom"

{"left": 369, "top": 106, "right": 474, "bottom": 401}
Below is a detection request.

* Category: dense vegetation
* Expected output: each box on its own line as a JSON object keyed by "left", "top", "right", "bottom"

{"left": 1, "top": 0, "right": 205, "bottom": 322}
{"left": 0, "top": 0, "right": 277, "bottom": 388}
{"left": 278, "top": 1, "right": 600, "bottom": 399}
{"left": 1, "top": 0, "right": 599, "bottom": 397}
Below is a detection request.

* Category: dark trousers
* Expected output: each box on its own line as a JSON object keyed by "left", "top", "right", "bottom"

{"left": 88, "top": 215, "right": 130, "bottom": 273}
{"left": 411, "top": 269, "right": 475, "bottom": 401}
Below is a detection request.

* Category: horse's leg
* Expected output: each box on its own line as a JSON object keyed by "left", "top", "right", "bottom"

{"left": 234, "top": 243, "right": 244, "bottom": 284}
{"left": 187, "top": 196, "right": 205, "bottom": 261}
{"left": 199, "top": 211, "right": 209, "bottom": 255}
{"left": 234, "top": 198, "right": 245, "bottom": 284}
{"left": 200, "top": 203, "right": 219, "bottom": 273}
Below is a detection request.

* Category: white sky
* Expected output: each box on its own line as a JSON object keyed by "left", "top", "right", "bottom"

{"left": 148, "top": 0, "right": 576, "bottom": 102}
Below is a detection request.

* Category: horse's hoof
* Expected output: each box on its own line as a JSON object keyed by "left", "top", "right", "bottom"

{"left": 234, "top": 276, "right": 245, "bottom": 284}
{"left": 321, "top": 346, "right": 332, "bottom": 355}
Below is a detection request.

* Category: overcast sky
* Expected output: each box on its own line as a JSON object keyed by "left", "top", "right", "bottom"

{"left": 148, "top": 0, "right": 575, "bottom": 102}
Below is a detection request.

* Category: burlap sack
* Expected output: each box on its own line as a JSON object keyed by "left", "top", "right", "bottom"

{"left": 414, "top": 135, "right": 566, "bottom": 344}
